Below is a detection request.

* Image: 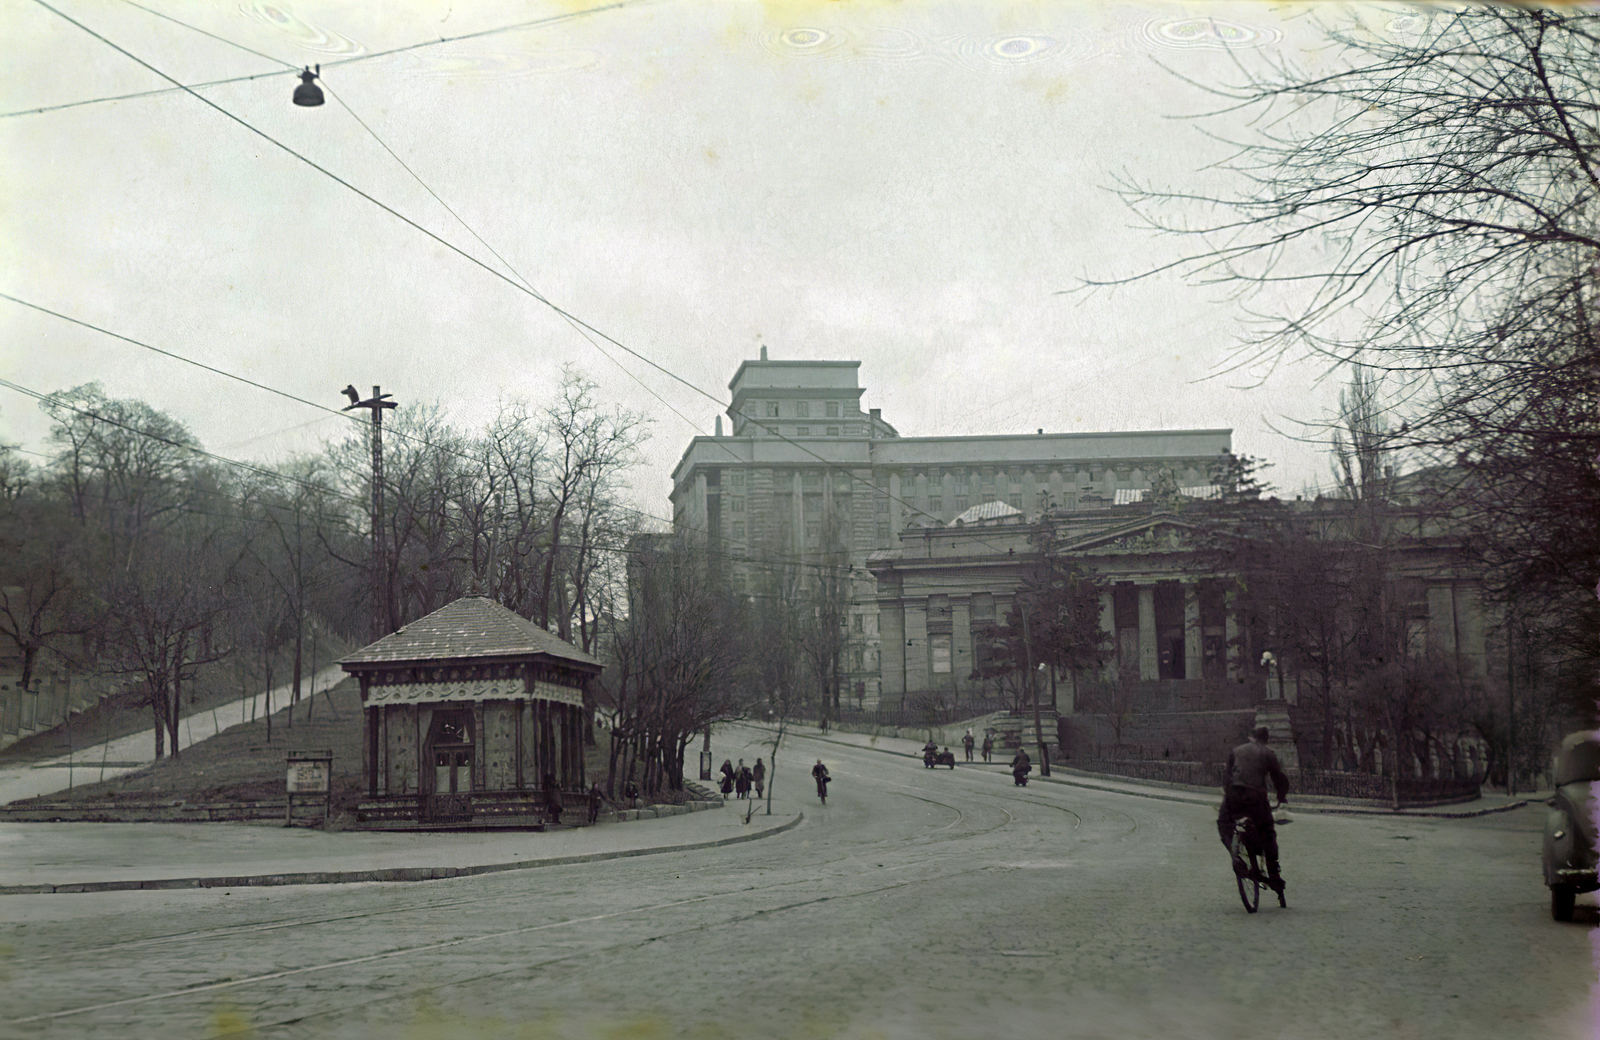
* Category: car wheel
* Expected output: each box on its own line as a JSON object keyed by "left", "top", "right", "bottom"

{"left": 1550, "top": 884, "right": 1576, "bottom": 922}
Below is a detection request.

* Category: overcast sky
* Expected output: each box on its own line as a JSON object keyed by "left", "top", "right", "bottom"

{"left": 1, "top": 1, "right": 1424, "bottom": 522}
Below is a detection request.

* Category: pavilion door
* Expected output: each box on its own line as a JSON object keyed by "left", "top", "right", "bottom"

{"left": 433, "top": 746, "right": 473, "bottom": 794}
{"left": 423, "top": 710, "right": 475, "bottom": 821}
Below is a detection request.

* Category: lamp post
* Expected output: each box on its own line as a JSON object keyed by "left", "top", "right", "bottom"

{"left": 1021, "top": 601, "right": 1050, "bottom": 776}
{"left": 1260, "top": 651, "right": 1285, "bottom": 701}
{"left": 342, "top": 385, "right": 397, "bottom": 641}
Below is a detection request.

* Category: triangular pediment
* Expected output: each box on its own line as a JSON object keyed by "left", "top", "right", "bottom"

{"left": 1059, "top": 515, "right": 1215, "bottom": 555}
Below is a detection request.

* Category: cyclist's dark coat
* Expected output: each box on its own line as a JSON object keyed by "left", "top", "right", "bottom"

{"left": 1218, "top": 739, "right": 1289, "bottom": 873}
{"left": 1224, "top": 741, "right": 1290, "bottom": 801}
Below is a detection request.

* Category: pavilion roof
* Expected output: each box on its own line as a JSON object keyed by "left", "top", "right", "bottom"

{"left": 341, "top": 596, "right": 601, "bottom": 670}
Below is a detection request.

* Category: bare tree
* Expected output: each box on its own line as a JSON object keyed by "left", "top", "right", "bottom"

{"left": 535, "top": 368, "right": 649, "bottom": 640}
{"left": 1097, "top": 6, "right": 1600, "bottom": 720}
{"left": 603, "top": 536, "right": 749, "bottom": 796}
{"left": 0, "top": 489, "right": 94, "bottom": 695}
{"left": 100, "top": 516, "right": 237, "bottom": 758}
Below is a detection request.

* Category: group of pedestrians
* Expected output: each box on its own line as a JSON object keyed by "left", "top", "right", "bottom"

{"left": 719, "top": 757, "right": 765, "bottom": 800}
{"left": 956, "top": 727, "right": 996, "bottom": 762}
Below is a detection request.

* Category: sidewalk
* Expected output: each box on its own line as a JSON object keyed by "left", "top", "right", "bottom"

{"left": 767, "top": 722, "right": 1541, "bottom": 819}
{"left": 0, "top": 797, "right": 801, "bottom": 895}
{"left": 0, "top": 665, "right": 349, "bottom": 807}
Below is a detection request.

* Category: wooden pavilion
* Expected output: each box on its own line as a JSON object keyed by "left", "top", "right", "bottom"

{"left": 339, "top": 596, "right": 602, "bottom": 829}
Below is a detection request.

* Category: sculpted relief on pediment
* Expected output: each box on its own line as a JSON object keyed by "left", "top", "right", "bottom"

{"left": 1093, "top": 524, "right": 1194, "bottom": 554}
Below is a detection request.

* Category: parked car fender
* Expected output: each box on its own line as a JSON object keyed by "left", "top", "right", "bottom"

{"left": 1542, "top": 730, "right": 1600, "bottom": 922}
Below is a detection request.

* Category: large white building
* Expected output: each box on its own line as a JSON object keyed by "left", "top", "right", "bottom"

{"left": 669, "top": 351, "right": 1233, "bottom": 705}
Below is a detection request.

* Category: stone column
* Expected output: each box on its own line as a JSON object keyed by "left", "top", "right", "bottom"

{"left": 1184, "top": 582, "right": 1203, "bottom": 682}
{"left": 1137, "top": 583, "right": 1158, "bottom": 681}
{"left": 1099, "top": 588, "right": 1116, "bottom": 680}
{"left": 1224, "top": 585, "right": 1240, "bottom": 680}
{"left": 951, "top": 596, "right": 971, "bottom": 704}
{"left": 905, "top": 600, "right": 929, "bottom": 699}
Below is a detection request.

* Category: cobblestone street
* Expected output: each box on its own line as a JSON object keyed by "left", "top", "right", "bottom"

{"left": 2, "top": 726, "right": 1594, "bottom": 1039}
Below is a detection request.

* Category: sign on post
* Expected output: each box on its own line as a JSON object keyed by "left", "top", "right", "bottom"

{"left": 286, "top": 749, "right": 333, "bottom": 825}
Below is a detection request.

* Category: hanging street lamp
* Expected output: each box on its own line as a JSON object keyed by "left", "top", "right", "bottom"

{"left": 293, "top": 66, "right": 324, "bottom": 107}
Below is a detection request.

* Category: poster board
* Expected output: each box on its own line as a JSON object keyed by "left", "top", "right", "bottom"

{"left": 286, "top": 749, "right": 333, "bottom": 825}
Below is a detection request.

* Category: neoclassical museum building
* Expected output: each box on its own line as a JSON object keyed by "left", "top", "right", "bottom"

{"left": 669, "top": 350, "right": 1236, "bottom": 708}
{"left": 670, "top": 351, "right": 1495, "bottom": 774}
{"left": 866, "top": 474, "right": 1494, "bottom": 771}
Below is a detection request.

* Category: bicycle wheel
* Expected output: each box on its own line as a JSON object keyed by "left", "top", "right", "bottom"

{"left": 1230, "top": 829, "right": 1260, "bottom": 913}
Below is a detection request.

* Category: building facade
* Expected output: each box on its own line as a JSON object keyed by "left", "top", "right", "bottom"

{"left": 868, "top": 489, "right": 1498, "bottom": 772}
{"left": 669, "top": 351, "right": 1233, "bottom": 706}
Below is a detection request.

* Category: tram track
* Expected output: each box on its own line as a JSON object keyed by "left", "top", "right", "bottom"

{"left": 9, "top": 858, "right": 1015, "bottom": 1031}
{"left": 19, "top": 788, "right": 1014, "bottom": 965}
{"left": 9, "top": 735, "right": 1165, "bottom": 1035}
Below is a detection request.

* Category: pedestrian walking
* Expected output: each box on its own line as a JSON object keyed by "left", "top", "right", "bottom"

{"left": 752, "top": 758, "right": 766, "bottom": 798}
{"left": 981, "top": 732, "right": 994, "bottom": 763}
{"left": 962, "top": 729, "right": 976, "bottom": 762}
{"left": 719, "top": 758, "right": 735, "bottom": 798}
{"left": 587, "top": 781, "right": 605, "bottom": 824}
{"left": 735, "top": 759, "right": 753, "bottom": 799}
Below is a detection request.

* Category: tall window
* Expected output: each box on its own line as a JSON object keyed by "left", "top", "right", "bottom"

{"left": 797, "top": 401, "right": 810, "bottom": 418}
{"left": 730, "top": 521, "right": 745, "bottom": 541}
{"left": 766, "top": 401, "right": 780, "bottom": 417}
{"left": 826, "top": 401, "right": 839, "bottom": 417}
{"left": 930, "top": 633, "right": 952, "bottom": 674}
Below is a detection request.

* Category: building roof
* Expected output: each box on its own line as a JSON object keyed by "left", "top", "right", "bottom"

{"left": 340, "top": 596, "right": 602, "bottom": 670}
{"left": 951, "top": 500, "right": 1025, "bottom": 526}
{"left": 1113, "top": 485, "right": 1222, "bottom": 505}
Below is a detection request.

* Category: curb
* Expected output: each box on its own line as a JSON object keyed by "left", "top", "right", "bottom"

{"left": 0, "top": 812, "right": 804, "bottom": 896}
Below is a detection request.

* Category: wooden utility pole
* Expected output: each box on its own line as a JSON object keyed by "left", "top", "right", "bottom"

{"left": 343, "top": 385, "right": 397, "bottom": 641}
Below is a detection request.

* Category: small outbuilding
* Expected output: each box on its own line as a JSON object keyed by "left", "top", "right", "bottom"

{"left": 340, "top": 596, "right": 602, "bottom": 829}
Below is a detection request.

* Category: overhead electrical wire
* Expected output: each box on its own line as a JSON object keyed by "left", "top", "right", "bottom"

{"left": 35, "top": 1, "right": 960, "bottom": 548}
{"left": 2, "top": 0, "right": 649, "bottom": 119}
{"left": 0, "top": 376, "right": 354, "bottom": 501}
{"left": 0, "top": 373, "right": 866, "bottom": 582}
{"left": 20, "top": 0, "right": 1073, "bottom": 569}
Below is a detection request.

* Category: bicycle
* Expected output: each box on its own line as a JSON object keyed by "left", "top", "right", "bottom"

{"left": 1228, "top": 806, "right": 1289, "bottom": 913}
{"left": 813, "top": 767, "right": 830, "bottom": 805}
{"left": 1228, "top": 814, "right": 1264, "bottom": 913}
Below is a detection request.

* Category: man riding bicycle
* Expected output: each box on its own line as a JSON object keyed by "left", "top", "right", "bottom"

{"left": 812, "top": 759, "right": 831, "bottom": 801}
{"left": 1217, "top": 726, "right": 1290, "bottom": 904}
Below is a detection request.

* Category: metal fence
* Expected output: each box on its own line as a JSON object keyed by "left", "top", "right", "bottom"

{"left": 1064, "top": 757, "right": 1481, "bottom": 806}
